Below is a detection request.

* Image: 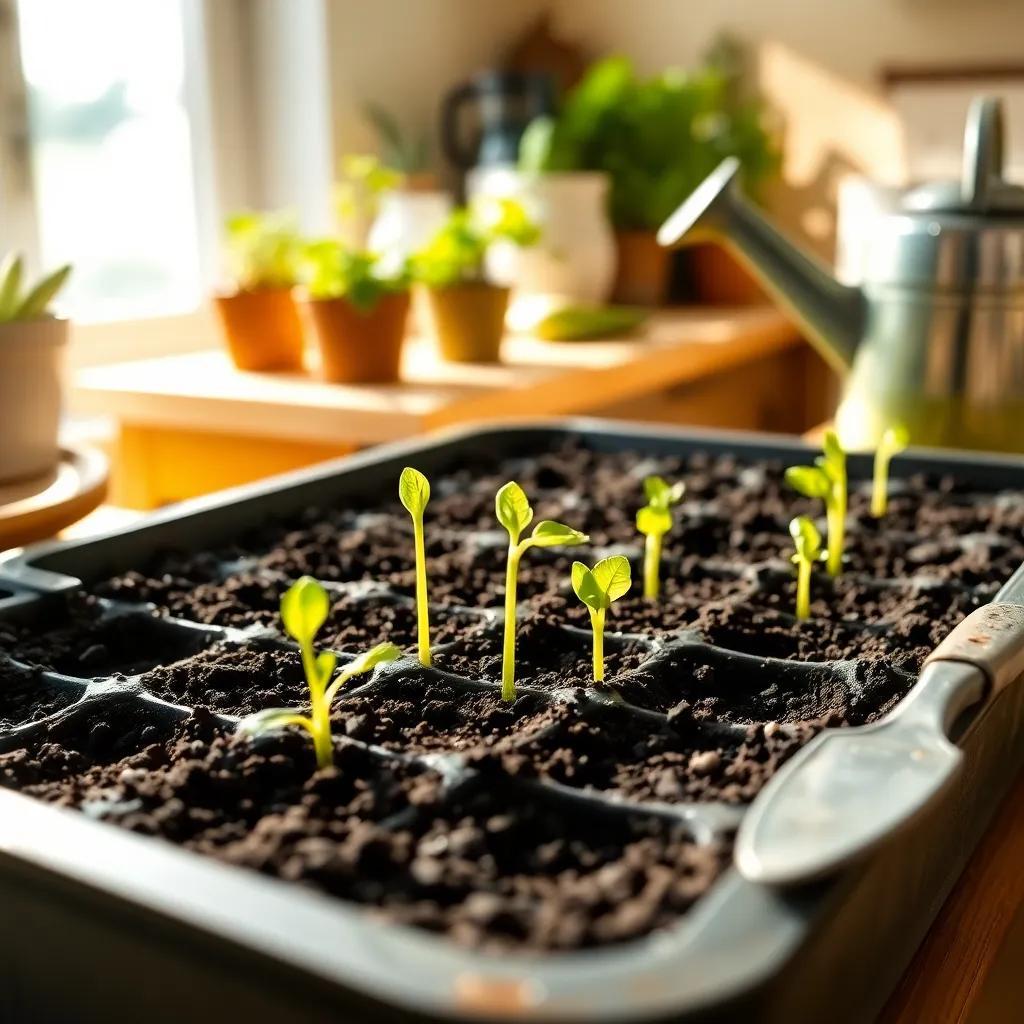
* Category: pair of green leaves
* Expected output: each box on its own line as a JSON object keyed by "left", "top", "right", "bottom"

{"left": 789, "top": 516, "right": 823, "bottom": 566}
{"left": 496, "top": 481, "right": 588, "bottom": 551}
{"left": 636, "top": 475, "right": 685, "bottom": 537}
{"left": 0, "top": 254, "right": 72, "bottom": 324}
{"left": 571, "top": 555, "right": 632, "bottom": 611}
{"left": 785, "top": 431, "right": 845, "bottom": 501}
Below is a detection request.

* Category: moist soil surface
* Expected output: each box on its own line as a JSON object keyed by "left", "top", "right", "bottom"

{"left": 1, "top": 440, "right": 1023, "bottom": 954}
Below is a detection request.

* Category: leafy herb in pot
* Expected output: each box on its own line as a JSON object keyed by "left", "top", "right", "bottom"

{"left": 518, "top": 48, "right": 780, "bottom": 305}
{"left": 239, "top": 576, "right": 400, "bottom": 769}
{"left": 411, "top": 199, "right": 539, "bottom": 363}
{"left": 789, "top": 515, "right": 824, "bottom": 621}
{"left": 571, "top": 555, "right": 632, "bottom": 684}
{"left": 636, "top": 475, "right": 685, "bottom": 600}
{"left": 301, "top": 242, "right": 412, "bottom": 383}
{"left": 872, "top": 425, "right": 910, "bottom": 518}
{"left": 495, "top": 481, "right": 588, "bottom": 701}
{"left": 399, "top": 467, "right": 432, "bottom": 667}
{"left": 215, "top": 211, "right": 305, "bottom": 372}
{"left": 785, "top": 432, "right": 848, "bottom": 577}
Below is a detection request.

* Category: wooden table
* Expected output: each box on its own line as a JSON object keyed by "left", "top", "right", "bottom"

{"left": 71, "top": 307, "right": 822, "bottom": 508}
{"left": 0, "top": 445, "right": 109, "bottom": 551}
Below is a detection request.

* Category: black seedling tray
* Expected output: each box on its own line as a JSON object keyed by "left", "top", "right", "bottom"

{"left": 1, "top": 419, "right": 1023, "bottom": 1024}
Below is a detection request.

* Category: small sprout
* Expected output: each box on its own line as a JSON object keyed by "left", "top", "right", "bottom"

{"left": 571, "top": 556, "right": 632, "bottom": 684}
{"left": 636, "top": 475, "right": 685, "bottom": 600}
{"left": 789, "top": 516, "right": 824, "bottom": 620}
{"left": 496, "top": 481, "right": 588, "bottom": 702}
{"left": 785, "top": 431, "right": 847, "bottom": 577}
{"left": 238, "top": 576, "right": 400, "bottom": 769}
{"left": 399, "top": 467, "right": 432, "bottom": 666}
{"left": 871, "top": 425, "right": 910, "bottom": 518}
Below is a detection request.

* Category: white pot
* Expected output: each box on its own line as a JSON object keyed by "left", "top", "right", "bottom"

{"left": 467, "top": 168, "right": 616, "bottom": 328}
{"left": 368, "top": 189, "right": 453, "bottom": 275}
{"left": 0, "top": 316, "right": 67, "bottom": 483}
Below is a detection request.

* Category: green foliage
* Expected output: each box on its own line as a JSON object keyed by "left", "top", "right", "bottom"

{"left": 636, "top": 475, "right": 685, "bottom": 599}
{"left": 399, "top": 467, "right": 432, "bottom": 666}
{"left": 497, "top": 481, "right": 588, "bottom": 701}
{"left": 572, "top": 555, "right": 632, "bottom": 684}
{"left": 224, "top": 211, "right": 302, "bottom": 291}
{"left": 411, "top": 199, "right": 538, "bottom": 288}
{"left": 240, "top": 576, "right": 400, "bottom": 769}
{"left": 534, "top": 305, "right": 648, "bottom": 341}
{"left": 872, "top": 424, "right": 910, "bottom": 518}
{"left": 518, "top": 52, "right": 781, "bottom": 230}
{"left": 303, "top": 241, "right": 409, "bottom": 311}
{"left": 334, "top": 153, "right": 402, "bottom": 228}
{"left": 0, "top": 253, "right": 72, "bottom": 323}
{"left": 572, "top": 555, "right": 632, "bottom": 612}
{"left": 365, "top": 103, "right": 429, "bottom": 174}
{"left": 786, "top": 431, "right": 847, "bottom": 577}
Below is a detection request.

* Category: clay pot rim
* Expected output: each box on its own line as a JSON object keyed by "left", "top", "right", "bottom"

{"left": 0, "top": 315, "right": 69, "bottom": 346}
{"left": 213, "top": 284, "right": 298, "bottom": 300}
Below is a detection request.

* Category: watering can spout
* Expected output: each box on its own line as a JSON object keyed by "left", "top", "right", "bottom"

{"left": 658, "top": 157, "right": 864, "bottom": 373}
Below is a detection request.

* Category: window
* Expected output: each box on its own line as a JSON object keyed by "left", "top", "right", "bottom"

{"left": 10, "top": 0, "right": 208, "bottom": 321}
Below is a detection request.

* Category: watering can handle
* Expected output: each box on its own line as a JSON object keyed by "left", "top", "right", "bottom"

{"left": 962, "top": 97, "right": 1005, "bottom": 209}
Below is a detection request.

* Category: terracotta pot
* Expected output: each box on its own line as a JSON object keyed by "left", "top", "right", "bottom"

{"left": 306, "top": 291, "right": 411, "bottom": 383}
{"left": 214, "top": 287, "right": 304, "bottom": 371}
{"left": 0, "top": 316, "right": 66, "bottom": 483}
{"left": 688, "top": 242, "right": 767, "bottom": 305}
{"left": 425, "top": 283, "right": 509, "bottom": 363}
{"left": 612, "top": 230, "right": 672, "bottom": 306}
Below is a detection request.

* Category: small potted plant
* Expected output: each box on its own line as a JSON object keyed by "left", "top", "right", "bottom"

{"left": 215, "top": 211, "right": 304, "bottom": 372}
{"left": 411, "top": 199, "right": 538, "bottom": 363}
{"left": 518, "top": 43, "right": 780, "bottom": 306}
{"left": 0, "top": 253, "right": 71, "bottom": 483}
{"left": 301, "top": 241, "right": 411, "bottom": 383}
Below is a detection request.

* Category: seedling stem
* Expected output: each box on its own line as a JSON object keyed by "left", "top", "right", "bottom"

{"left": 871, "top": 425, "right": 910, "bottom": 518}
{"left": 789, "top": 515, "right": 823, "bottom": 621}
{"left": 635, "top": 476, "right": 685, "bottom": 600}
{"left": 496, "top": 481, "right": 588, "bottom": 701}
{"left": 399, "top": 467, "right": 432, "bottom": 666}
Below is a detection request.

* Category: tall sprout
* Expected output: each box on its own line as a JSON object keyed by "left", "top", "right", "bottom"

{"left": 636, "top": 475, "right": 685, "bottom": 600}
{"left": 571, "top": 556, "right": 632, "bottom": 684}
{"left": 399, "top": 467, "right": 432, "bottom": 666}
{"left": 872, "top": 425, "right": 909, "bottom": 518}
{"left": 495, "top": 481, "right": 588, "bottom": 701}
{"left": 785, "top": 431, "right": 847, "bottom": 577}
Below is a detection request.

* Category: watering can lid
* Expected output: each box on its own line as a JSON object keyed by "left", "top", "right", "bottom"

{"left": 903, "top": 96, "right": 1024, "bottom": 216}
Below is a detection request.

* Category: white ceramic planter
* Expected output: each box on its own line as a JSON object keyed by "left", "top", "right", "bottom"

{"left": 0, "top": 316, "right": 67, "bottom": 483}
{"left": 467, "top": 168, "right": 616, "bottom": 328}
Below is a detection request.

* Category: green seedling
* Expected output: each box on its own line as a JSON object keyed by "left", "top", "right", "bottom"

{"left": 785, "top": 431, "right": 847, "bottom": 577}
{"left": 571, "top": 556, "right": 632, "bottom": 684}
{"left": 496, "top": 481, "right": 588, "bottom": 701}
{"left": 238, "top": 576, "right": 400, "bottom": 769}
{"left": 636, "top": 475, "right": 685, "bottom": 600}
{"left": 789, "top": 515, "right": 824, "bottom": 621}
{"left": 872, "top": 424, "right": 910, "bottom": 518}
{"left": 399, "top": 466, "right": 432, "bottom": 666}
{"left": 0, "top": 253, "right": 72, "bottom": 323}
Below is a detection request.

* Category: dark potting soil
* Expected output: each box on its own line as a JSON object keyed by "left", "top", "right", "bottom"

{"left": 1, "top": 440, "right": 1022, "bottom": 953}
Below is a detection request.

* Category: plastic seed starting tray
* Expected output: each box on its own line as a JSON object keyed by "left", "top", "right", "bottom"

{"left": 1, "top": 420, "right": 1023, "bottom": 1024}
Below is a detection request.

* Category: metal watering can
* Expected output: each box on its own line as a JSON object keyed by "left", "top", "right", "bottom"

{"left": 658, "top": 97, "right": 1024, "bottom": 452}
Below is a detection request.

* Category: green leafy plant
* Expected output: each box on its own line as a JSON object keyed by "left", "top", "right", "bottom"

{"left": 636, "top": 475, "right": 685, "bottom": 599}
{"left": 365, "top": 103, "right": 430, "bottom": 175}
{"left": 571, "top": 555, "right": 632, "bottom": 684}
{"left": 399, "top": 467, "right": 431, "bottom": 666}
{"left": 223, "top": 211, "right": 302, "bottom": 291}
{"left": 0, "top": 253, "right": 72, "bottom": 323}
{"left": 302, "top": 241, "right": 409, "bottom": 311}
{"left": 410, "top": 199, "right": 539, "bottom": 289}
{"left": 334, "top": 153, "right": 402, "bottom": 229}
{"left": 238, "top": 576, "right": 400, "bottom": 768}
{"left": 789, "top": 515, "right": 824, "bottom": 621}
{"left": 785, "top": 431, "right": 847, "bottom": 577}
{"left": 518, "top": 49, "right": 780, "bottom": 230}
{"left": 496, "top": 481, "right": 588, "bottom": 701}
{"left": 872, "top": 425, "right": 910, "bottom": 518}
